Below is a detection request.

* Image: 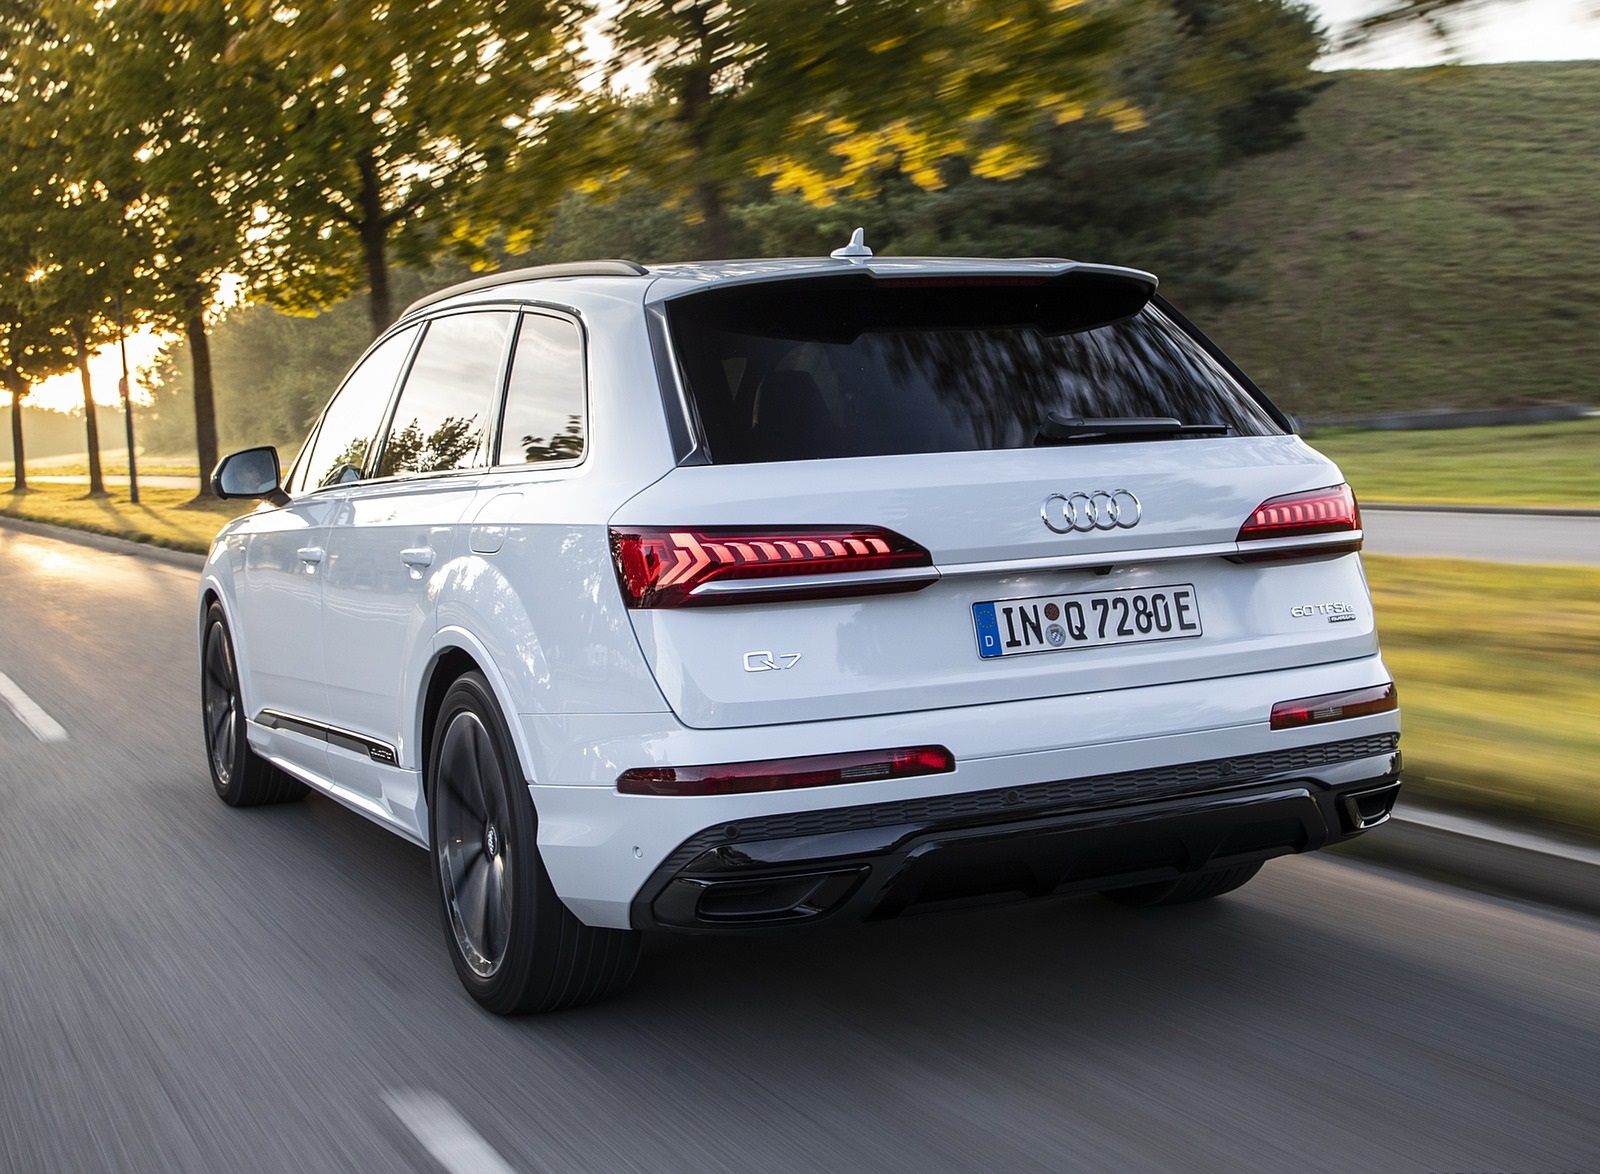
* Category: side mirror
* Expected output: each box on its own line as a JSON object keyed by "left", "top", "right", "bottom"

{"left": 212, "top": 446, "right": 290, "bottom": 507}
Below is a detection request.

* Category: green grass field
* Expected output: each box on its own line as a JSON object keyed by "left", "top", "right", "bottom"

{"left": 1363, "top": 555, "right": 1600, "bottom": 840}
{"left": 1308, "top": 419, "right": 1600, "bottom": 508}
{"left": 1187, "top": 62, "right": 1600, "bottom": 423}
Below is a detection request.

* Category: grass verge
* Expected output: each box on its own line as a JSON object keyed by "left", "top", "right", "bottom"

{"left": 1, "top": 461, "right": 203, "bottom": 480}
{"left": 1307, "top": 419, "right": 1600, "bottom": 509}
{"left": 0, "top": 482, "right": 250, "bottom": 554}
{"left": 1365, "top": 555, "right": 1600, "bottom": 841}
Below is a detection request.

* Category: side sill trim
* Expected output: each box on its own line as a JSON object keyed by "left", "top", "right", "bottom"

{"left": 257, "top": 709, "right": 399, "bottom": 766}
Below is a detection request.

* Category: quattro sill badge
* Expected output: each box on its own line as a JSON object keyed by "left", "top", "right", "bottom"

{"left": 1042, "top": 490, "right": 1141, "bottom": 534}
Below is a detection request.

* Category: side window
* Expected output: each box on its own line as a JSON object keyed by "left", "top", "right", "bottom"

{"left": 297, "top": 326, "right": 419, "bottom": 492}
{"left": 377, "top": 311, "right": 515, "bottom": 478}
{"left": 497, "top": 313, "right": 586, "bottom": 466}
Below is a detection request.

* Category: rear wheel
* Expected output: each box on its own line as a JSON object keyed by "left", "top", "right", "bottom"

{"left": 429, "top": 671, "right": 639, "bottom": 1014}
{"left": 1098, "top": 861, "right": 1263, "bottom": 908}
{"left": 201, "top": 603, "right": 308, "bottom": 807}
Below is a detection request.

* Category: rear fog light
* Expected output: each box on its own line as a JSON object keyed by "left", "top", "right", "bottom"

{"left": 1270, "top": 683, "right": 1397, "bottom": 730}
{"left": 617, "top": 745, "right": 955, "bottom": 796}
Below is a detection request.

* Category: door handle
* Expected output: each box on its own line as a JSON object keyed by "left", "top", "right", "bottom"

{"left": 400, "top": 547, "right": 435, "bottom": 568}
{"left": 297, "top": 545, "right": 325, "bottom": 565}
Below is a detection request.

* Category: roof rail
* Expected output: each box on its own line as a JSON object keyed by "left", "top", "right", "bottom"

{"left": 400, "top": 260, "right": 649, "bottom": 318}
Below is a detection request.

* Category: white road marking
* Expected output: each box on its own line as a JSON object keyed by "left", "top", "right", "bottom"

{"left": 0, "top": 672, "right": 67, "bottom": 743}
{"left": 383, "top": 1090, "right": 521, "bottom": 1174}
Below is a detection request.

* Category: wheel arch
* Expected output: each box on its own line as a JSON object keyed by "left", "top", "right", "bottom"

{"left": 197, "top": 581, "right": 257, "bottom": 727}
{"left": 420, "top": 628, "right": 537, "bottom": 799}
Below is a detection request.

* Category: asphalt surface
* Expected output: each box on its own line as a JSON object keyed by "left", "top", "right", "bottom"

{"left": 2, "top": 523, "right": 1599, "bottom": 1174}
{"left": 1361, "top": 506, "right": 1600, "bottom": 564}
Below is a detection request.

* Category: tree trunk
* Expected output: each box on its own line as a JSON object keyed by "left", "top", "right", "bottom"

{"left": 356, "top": 149, "right": 392, "bottom": 338}
{"left": 678, "top": 1, "right": 735, "bottom": 259}
{"left": 187, "top": 309, "right": 219, "bottom": 499}
{"left": 693, "top": 176, "right": 734, "bottom": 259}
{"left": 5, "top": 372, "right": 26, "bottom": 492}
{"left": 72, "top": 324, "right": 106, "bottom": 496}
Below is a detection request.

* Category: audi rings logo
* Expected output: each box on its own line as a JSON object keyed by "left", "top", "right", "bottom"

{"left": 1041, "top": 489, "right": 1142, "bottom": 534}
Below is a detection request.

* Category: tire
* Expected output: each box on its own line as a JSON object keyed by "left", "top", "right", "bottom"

{"left": 1098, "top": 861, "right": 1263, "bottom": 908}
{"left": 428, "top": 671, "right": 640, "bottom": 1014}
{"left": 201, "top": 603, "right": 308, "bottom": 807}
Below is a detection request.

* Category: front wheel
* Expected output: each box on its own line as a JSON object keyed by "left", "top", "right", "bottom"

{"left": 429, "top": 672, "right": 639, "bottom": 1014}
{"left": 1098, "top": 861, "right": 1263, "bottom": 908}
{"left": 201, "top": 603, "right": 307, "bottom": 807}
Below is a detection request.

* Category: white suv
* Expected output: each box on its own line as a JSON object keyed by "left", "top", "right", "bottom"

{"left": 201, "top": 239, "right": 1401, "bottom": 1013}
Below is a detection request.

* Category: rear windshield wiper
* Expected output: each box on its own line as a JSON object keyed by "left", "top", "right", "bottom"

{"left": 1034, "top": 414, "right": 1233, "bottom": 445}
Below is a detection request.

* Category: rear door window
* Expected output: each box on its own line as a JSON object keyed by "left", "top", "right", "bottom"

{"left": 376, "top": 311, "right": 516, "bottom": 478}
{"left": 667, "top": 276, "right": 1283, "bottom": 463}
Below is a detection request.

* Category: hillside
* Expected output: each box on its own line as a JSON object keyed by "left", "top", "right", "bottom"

{"left": 1180, "top": 61, "right": 1600, "bottom": 420}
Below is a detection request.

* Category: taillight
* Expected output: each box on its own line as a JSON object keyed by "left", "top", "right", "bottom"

{"left": 609, "top": 525, "right": 935, "bottom": 608}
{"left": 1235, "top": 483, "right": 1361, "bottom": 561}
{"left": 1270, "top": 683, "right": 1397, "bottom": 730}
{"left": 617, "top": 745, "right": 955, "bottom": 796}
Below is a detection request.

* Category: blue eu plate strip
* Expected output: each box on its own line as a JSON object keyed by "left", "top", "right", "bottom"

{"left": 972, "top": 602, "right": 1002, "bottom": 659}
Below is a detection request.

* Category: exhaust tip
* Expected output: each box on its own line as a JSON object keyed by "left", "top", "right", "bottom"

{"left": 1339, "top": 782, "right": 1401, "bottom": 832}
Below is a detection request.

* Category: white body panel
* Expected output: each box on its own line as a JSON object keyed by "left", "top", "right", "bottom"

{"left": 525, "top": 652, "right": 1398, "bottom": 926}
{"left": 615, "top": 440, "right": 1376, "bottom": 728}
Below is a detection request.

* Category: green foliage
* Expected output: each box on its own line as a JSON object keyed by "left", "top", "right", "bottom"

{"left": 219, "top": 0, "right": 586, "bottom": 332}
{"left": 528, "top": 190, "right": 700, "bottom": 264}
{"left": 136, "top": 268, "right": 443, "bottom": 456}
{"left": 552, "top": 0, "right": 1128, "bottom": 256}
{"left": 1308, "top": 420, "right": 1600, "bottom": 509}
{"left": 1167, "top": 0, "right": 1327, "bottom": 157}
{"left": 1193, "top": 61, "right": 1600, "bottom": 419}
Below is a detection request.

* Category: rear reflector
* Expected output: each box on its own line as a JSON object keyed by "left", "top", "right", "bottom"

{"left": 617, "top": 745, "right": 955, "bottom": 797}
{"left": 1235, "top": 484, "right": 1362, "bottom": 560}
{"left": 609, "top": 525, "right": 934, "bottom": 608}
{"left": 1270, "top": 683, "right": 1397, "bottom": 730}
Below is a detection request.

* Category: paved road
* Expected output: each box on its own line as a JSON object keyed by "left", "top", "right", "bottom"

{"left": 2, "top": 524, "right": 1598, "bottom": 1174}
{"left": 1362, "top": 507, "right": 1600, "bottom": 564}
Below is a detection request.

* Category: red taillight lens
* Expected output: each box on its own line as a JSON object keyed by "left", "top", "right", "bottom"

{"left": 1235, "top": 484, "right": 1361, "bottom": 560}
{"left": 617, "top": 745, "right": 955, "bottom": 796}
{"left": 1270, "top": 683, "right": 1397, "bottom": 730}
{"left": 609, "top": 525, "right": 934, "bottom": 608}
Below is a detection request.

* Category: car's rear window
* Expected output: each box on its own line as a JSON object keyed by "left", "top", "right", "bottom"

{"left": 666, "top": 276, "right": 1283, "bottom": 463}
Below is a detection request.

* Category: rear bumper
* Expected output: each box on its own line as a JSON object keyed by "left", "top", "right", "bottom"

{"left": 629, "top": 737, "right": 1401, "bottom": 932}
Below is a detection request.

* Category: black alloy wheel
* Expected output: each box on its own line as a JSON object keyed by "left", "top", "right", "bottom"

{"left": 435, "top": 705, "right": 515, "bottom": 978}
{"left": 200, "top": 602, "right": 307, "bottom": 806}
{"left": 428, "top": 671, "right": 639, "bottom": 1014}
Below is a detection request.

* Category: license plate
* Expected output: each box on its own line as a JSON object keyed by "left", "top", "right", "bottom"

{"left": 973, "top": 584, "right": 1202, "bottom": 659}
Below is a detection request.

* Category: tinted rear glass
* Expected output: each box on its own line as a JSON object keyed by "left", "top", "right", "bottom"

{"left": 667, "top": 278, "right": 1282, "bottom": 463}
